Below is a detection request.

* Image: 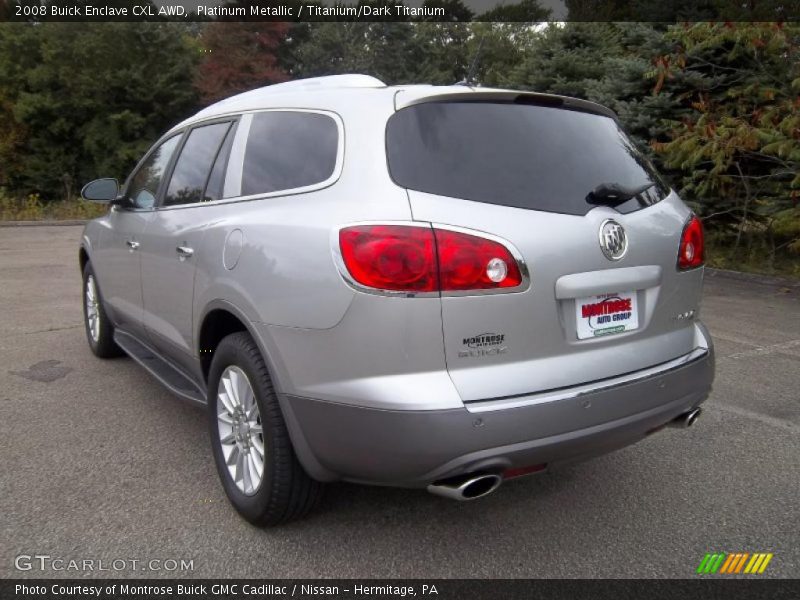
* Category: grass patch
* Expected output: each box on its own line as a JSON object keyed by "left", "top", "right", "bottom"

{"left": 0, "top": 192, "right": 107, "bottom": 221}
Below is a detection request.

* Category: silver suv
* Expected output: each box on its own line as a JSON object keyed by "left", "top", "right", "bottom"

{"left": 80, "top": 75, "right": 714, "bottom": 525}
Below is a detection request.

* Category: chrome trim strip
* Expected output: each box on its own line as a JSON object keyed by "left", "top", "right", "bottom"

{"left": 465, "top": 347, "right": 710, "bottom": 413}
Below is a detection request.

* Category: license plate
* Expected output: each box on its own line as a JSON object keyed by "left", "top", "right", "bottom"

{"left": 575, "top": 291, "right": 639, "bottom": 340}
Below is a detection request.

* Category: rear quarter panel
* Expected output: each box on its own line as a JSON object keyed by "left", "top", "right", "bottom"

{"left": 191, "top": 95, "right": 457, "bottom": 406}
{"left": 192, "top": 96, "right": 408, "bottom": 331}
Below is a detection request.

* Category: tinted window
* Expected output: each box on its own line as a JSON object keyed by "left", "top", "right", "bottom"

{"left": 126, "top": 135, "right": 181, "bottom": 209}
{"left": 241, "top": 112, "right": 338, "bottom": 197}
{"left": 205, "top": 122, "right": 237, "bottom": 202}
{"left": 164, "top": 122, "right": 231, "bottom": 206}
{"left": 386, "top": 102, "right": 669, "bottom": 216}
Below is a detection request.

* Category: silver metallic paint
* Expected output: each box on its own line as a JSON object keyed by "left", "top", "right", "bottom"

{"left": 80, "top": 79, "right": 715, "bottom": 488}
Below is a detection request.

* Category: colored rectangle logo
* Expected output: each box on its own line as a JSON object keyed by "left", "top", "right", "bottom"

{"left": 697, "top": 552, "right": 773, "bottom": 574}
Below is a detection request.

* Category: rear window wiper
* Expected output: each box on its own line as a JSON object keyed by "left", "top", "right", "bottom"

{"left": 586, "top": 182, "right": 655, "bottom": 207}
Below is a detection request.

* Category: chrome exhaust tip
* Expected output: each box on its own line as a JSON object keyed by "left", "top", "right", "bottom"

{"left": 427, "top": 473, "right": 503, "bottom": 501}
{"left": 668, "top": 407, "right": 702, "bottom": 429}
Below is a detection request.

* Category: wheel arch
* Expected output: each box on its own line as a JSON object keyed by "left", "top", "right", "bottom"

{"left": 79, "top": 231, "right": 94, "bottom": 274}
{"left": 198, "top": 305, "right": 249, "bottom": 383}
{"left": 79, "top": 245, "right": 90, "bottom": 274}
{"left": 197, "top": 299, "right": 336, "bottom": 482}
{"left": 196, "top": 299, "right": 286, "bottom": 387}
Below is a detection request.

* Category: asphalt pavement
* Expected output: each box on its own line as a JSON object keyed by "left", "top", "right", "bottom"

{"left": 1, "top": 225, "right": 798, "bottom": 579}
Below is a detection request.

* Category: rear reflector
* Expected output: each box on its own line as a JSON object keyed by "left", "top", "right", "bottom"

{"left": 338, "top": 224, "right": 524, "bottom": 294}
{"left": 502, "top": 464, "right": 547, "bottom": 480}
{"left": 678, "top": 215, "right": 704, "bottom": 270}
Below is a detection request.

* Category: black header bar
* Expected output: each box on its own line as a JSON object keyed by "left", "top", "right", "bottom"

{"left": 3, "top": 0, "right": 800, "bottom": 22}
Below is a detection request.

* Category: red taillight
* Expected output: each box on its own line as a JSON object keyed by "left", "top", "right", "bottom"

{"left": 338, "top": 224, "right": 524, "bottom": 294}
{"left": 338, "top": 225, "right": 438, "bottom": 292}
{"left": 678, "top": 215, "right": 705, "bottom": 270}
{"left": 435, "top": 228, "right": 522, "bottom": 291}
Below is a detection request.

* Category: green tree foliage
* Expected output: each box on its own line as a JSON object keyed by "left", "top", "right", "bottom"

{"left": 293, "top": 21, "right": 454, "bottom": 83}
{"left": 505, "top": 23, "right": 624, "bottom": 97}
{"left": 564, "top": 0, "right": 789, "bottom": 21}
{"left": 291, "top": 1, "right": 544, "bottom": 85}
{"left": 652, "top": 23, "right": 800, "bottom": 263}
{"left": 409, "top": 22, "right": 471, "bottom": 84}
{"left": 500, "top": 21, "right": 800, "bottom": 268}
{"left": 0, "top": 19, "right": 796, "bottom": 271}
{"left": 479, "top": 0, "right": 550, "bottom": 21}
{"left": 501, "top": 23, "right": 681, "bottom": 166}
{"left": 0, "top": 23, "right": 199, "bottom": 199}
{"left": 293, "top": 23, "right": 395, "bottom": 80}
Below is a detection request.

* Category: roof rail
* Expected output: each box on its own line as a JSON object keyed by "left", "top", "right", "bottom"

{"left": 259, "top": 74, "right": 386, "bottom": 94}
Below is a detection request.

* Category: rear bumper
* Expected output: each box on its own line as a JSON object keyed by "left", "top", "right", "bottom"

{"left": 282, "top": 339, "right": 715, "bottom": 487}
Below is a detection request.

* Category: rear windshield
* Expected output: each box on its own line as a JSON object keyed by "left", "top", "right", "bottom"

{"left": 386, "top": 101, "right": 669, "bottom": 216}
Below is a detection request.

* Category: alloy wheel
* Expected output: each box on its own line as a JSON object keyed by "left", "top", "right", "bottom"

{"left": 85, "top": 275, "right": 100, "bottom": 342}
{"left": 216, "top": 366, "right": 265, "bottom": 495}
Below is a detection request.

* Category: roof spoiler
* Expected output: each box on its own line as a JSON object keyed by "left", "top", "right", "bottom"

{"left": 393, "top": 88, "right": 618, "bottom": 121}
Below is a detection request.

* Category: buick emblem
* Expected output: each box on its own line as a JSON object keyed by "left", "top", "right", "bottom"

{"left": 598, "top": 219, "right": 628, "bottom": 261}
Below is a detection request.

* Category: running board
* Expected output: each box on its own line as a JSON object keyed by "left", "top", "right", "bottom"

{"left": 114, "top": 331, "right": 206, "bottom": 406}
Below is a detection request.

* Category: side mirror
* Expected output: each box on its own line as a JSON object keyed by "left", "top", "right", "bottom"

{"left": 81, "top": 178, "right": 119, "bottom": 202}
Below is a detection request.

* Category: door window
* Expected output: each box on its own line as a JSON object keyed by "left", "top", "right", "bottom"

{"left": 125, "top": 135, "right": 182, "bottom": 209}
{"left": 164, "top": 121, "right": 232, "bottom": 207}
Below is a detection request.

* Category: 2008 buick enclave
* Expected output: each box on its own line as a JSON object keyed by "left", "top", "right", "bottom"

{"left": 79, "top": 75, "right": 714, "bottom": 525}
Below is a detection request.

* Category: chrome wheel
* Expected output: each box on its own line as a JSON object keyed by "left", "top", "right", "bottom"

{"left": 216, "top": 366, "right": 264, "bottom": 495}
{"left": 85, "top": 275, "right": 100, "bottom": 342}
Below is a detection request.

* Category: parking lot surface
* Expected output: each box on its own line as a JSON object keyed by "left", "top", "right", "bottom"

{"left": 1, "top": 225, "right": 798, "bottom": 578}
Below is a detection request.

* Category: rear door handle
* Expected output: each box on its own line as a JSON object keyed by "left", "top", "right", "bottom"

{"left": 176, "top": 245, "right": 194, "bottom": 259}
{"left": 126, "top": 239, "right": 140, "bottom": 251}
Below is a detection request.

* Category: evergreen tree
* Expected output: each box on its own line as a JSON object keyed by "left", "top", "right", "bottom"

{"left": 653, "top": 23, "right": 800, "bottom": 266}
{"left": 293, "top": 22, "right": 422, "bottom": 83}
{"left": 478, "top": 0, "right": 550, "bottom": 21}
{"left": 409, "top": 22, "right": 472, "bottom": 84}
{"left": 0, "top": 23, "right": 199, "bottom": 200}
{"left": 504, "top": 23, "right": 623, "bottom": 98}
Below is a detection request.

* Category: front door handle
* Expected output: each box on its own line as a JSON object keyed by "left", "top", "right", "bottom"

{"left": 176, "top": 245, "right": 194, "bottom": 259}
{"left": 126, "top": 239, "right": 140, "bottom": 251}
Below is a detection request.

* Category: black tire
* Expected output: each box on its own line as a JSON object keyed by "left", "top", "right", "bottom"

{"left": 82, "top": 262, "right": 124, "bottom": 358}
{"left": 207, "top": 332, "right": 323, "bottom": 526}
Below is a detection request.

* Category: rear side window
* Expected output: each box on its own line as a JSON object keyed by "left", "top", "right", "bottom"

{"left": 164, "top": 121, "right": 232, "bottom": 206}
{"left": 241, "top": 111, "right": 338, "bottom": 197}
{"left": 386, "top": 101, "right": 669, "bottom": 216}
